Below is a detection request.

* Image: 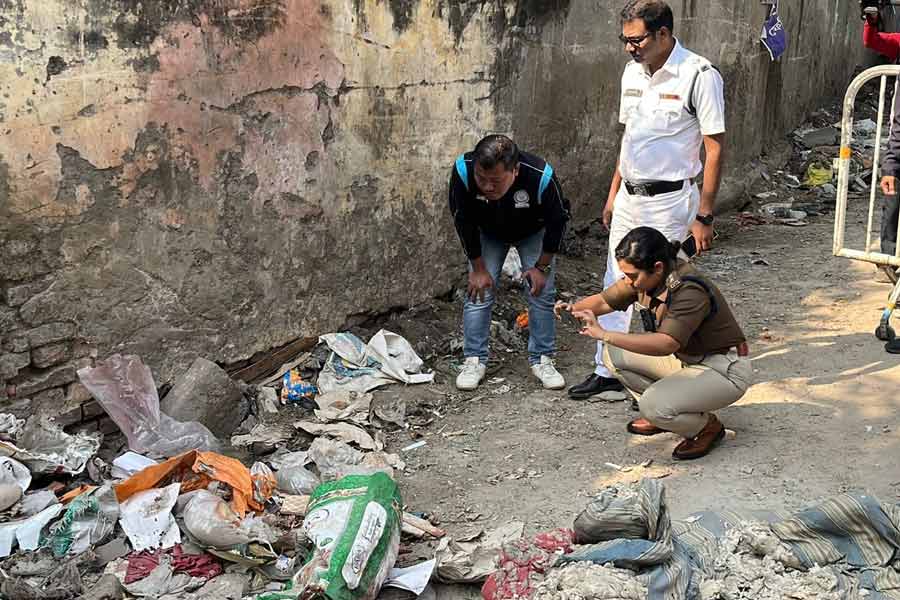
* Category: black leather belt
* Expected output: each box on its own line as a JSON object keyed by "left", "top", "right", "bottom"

{"left": 624, "top": 180, "right": 685, "bottom": 196}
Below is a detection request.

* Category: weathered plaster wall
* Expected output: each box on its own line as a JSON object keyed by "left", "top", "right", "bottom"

{"left": 0, "top": 0, "right": 864, "bottom": 413}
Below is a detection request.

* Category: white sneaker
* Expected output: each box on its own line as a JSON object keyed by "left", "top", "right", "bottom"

{"left": 531, "top": 356, "right": 565, "bottom": 390}
{"left": 456, "top": 357, "right": 486, "bottom": 391}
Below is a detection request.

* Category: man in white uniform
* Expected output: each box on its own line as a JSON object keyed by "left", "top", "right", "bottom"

{"left": 568, "top": 0, "right": 726, "bottom": 400}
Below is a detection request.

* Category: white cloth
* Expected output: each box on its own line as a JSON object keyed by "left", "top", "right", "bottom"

{"left": 593, "top": 183, "right": 700, "bottom": 376}
{"left": 618, "top": 40, "right": 725, "bottom": 183}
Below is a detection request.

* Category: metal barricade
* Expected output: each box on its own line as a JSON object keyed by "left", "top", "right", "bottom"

{"left": 833, "top": 65, "right": 900, "bottom": 344}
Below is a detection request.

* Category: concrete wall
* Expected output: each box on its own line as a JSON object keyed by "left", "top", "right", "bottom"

{"left": 0, "top": 0, "right": 864, "bottom": 412}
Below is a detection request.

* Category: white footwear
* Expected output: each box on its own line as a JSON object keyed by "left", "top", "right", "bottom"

{"left": 456, "top": 357, "right": 486, "bottom": 391}
{"left": 531, "top": 356, "right": 565, "bottom": 390}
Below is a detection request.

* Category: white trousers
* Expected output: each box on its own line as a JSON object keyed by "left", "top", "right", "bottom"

{"left": 593, "top": 182, "right": 700, "bottom": 376}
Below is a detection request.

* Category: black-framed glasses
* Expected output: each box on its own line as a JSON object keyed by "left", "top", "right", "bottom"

{"left": 618, "top": 31, "right": 654, "bottom": 47}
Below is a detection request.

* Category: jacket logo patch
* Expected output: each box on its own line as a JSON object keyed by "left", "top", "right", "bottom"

{"left": 659, "top": 93, "right": 681, "bottom": 101}
{"left": 624, "top": 89, "right": 643, "bottom": 98}
{"left": 513, "top": 190, "right": 530, "bottom": 208}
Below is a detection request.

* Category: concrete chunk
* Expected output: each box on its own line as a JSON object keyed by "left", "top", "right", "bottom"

{"left": 160, "top": 357, "right": 244, "bottom": 438}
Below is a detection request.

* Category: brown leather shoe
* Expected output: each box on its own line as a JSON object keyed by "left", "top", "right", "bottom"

{"left": 672, "top": 415, "right": 725, "bottom": 460}
{"left": 627, "top": 418, "right": 665, "bottom": 436}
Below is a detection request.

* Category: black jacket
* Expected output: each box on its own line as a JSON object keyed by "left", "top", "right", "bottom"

{"left": 448, "top": 151, "right": 570, "bottom": 260}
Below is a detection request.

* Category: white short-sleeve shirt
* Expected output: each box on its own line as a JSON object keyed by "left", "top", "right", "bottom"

{"left": 618, "top": 40, "right": 725, "bottom": 183}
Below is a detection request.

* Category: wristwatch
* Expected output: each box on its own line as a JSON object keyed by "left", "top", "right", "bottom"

{"left": 535, "top": 263, "right": 552, "bottom": 275}
{"left": 696, "top": 214, "right": 714, "bottom": 226}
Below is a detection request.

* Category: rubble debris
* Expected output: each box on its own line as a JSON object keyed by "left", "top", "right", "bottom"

{"left": 795, "top": 126, "right": 839, "bottom": 148}
{"left": 482, "top": 529, "right": 576, "bottom": 600}
{"left": 1, "top": 554, "right": 85, "bottom": 600}
{"left": 532, "top": 563, "right": 647, "bottom": 600}
{"left": 296, "top": 421, "right": 381, "bottom": 451}
{"left": 160, "top": 357, "right": 246, "bottom": 439}
{"left": 435, "top": 522, "right": 526, "bottom": 583}
{"left": 232, "top": 423, "right": 294, "bottom": 449}
{"left": 306, "top": 437, "right": 404, "bottom": 481}
{"left": 0, "top": 413, "right": 24, "bottom": 440}
{"left": 314, "top": 390, "right": 372, "bottom": 425}
{"left": 81, "top": 574, "right": 125, "bottom": 600}
{"left": 78, "top": 355, "right": 222, "bottom": 458}
{"left": 0, "top": 416, "right": 100, "bottom": 475}
{"left": 371, "top": 396, "right": 407, "bottom": 429}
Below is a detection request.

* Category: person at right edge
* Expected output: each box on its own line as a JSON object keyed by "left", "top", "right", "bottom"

{"left": 860, "top": 2, "right": 900, "bottom": 284}
{"left": 568, "top": 0, "right": 726, "bottom": 401}
{"left": 560, "top": 227, "right": 751, "bottom": 460}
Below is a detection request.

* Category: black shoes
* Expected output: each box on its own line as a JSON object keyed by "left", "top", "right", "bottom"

{"left": 568, "top": 373, "right": 624, "bottom": 400}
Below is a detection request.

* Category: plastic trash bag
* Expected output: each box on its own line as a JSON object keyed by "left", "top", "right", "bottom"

{"left": 0, "top": 416, "right": 100, "bottom": 475}
{"left": 120, "top": 483, "right": 181, "bottom": 552}
{"left": 275, "top": 464, "right": 320, "bottom": 496}
{"left": 292, "top": 472, "right": 401, "bottom": 600}
{"left": 502, "top": 247, "right": 523, "bottom": 282}
{"left": 47, "top": 484, "right": 119, "bottom": 556}
{"left": 0, "top": 502, "right": 64, "bottom": 557}
{"left": 0, "top": 457, "right": 32, "bottom": 492}
{"left": 78, "top": 355, "right": 222, "bottom": 458}
{"left": 182, "top": 490, "right": 250, "bottom": 550}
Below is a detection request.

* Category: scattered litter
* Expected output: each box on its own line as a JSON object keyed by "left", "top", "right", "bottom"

{"left": 78, "top": 355, "right": 222, "bottom": 458}
{"left": 296, "top": 421, "right": 380, "bottom": 451}
{"left": 313, "top": 391, "right": 372, "bottom": 425}
{"left": 435, "top": 522, "right": 525, "bottom": 583}
{"left": 274, "top": 463, "right": 319, "bottom": 496}
{"left": 384, "top": 559, "right": 437, "bottom": 595}
{"left": 47, "top": 484, "right": 119, "bottom": 557}
{"left": 371, "top": 396, "right": 407, "bottom": 429}
{"left": 502, "top": 248, "right": 524, "bottom": 282}
{"left": 280, "top": 369, "right": 318, "bottom": 406}
{"left": 795, "top": 126, "right": 839, "bottom": 148}
{"left": 0, "top": 416, "right": 100, "bottom": 475}
{"left": 803, "top": 163, "right": 833, "bottom": 187}
{"left": 0, "top": 413, "right": 24, "bottom": 440}
{"left": 181, "top": 490, "right": 250, "bottom": 550}
{"left": 317, "top": 330, "right": 434, "bottom": 394}
{"left": 0, "top": 457, "right": 31, "bottom": 492}
{"left": 119, "top": 483, "right": 181, "bottom": 552}
{"left": 307, "top": 437, "right": 404, "bottom": 481}
{"left": 515, "top": 312, "right": 529, "bottom": 330}
{"left": 854, "top": 118, "right": 877, "bottom": 135}
{"left": 232, "top": 423, "right": 294, "bottom": 448}
{"left": 111, "top": 452, "right": 157, "bottom": 480}
{"left": 0, "top": 503, "right": 65, "bottom": 557}
{"left": 291, "top": 473, "right": 401, "bottom": 600}
{"left": 402, "top": 440, "right": 428, "bottom": 452}
{"left": 482, "top": 529, "right": 577, "bottom": 600}
{"left": 493, "top": 385, "right": 512, "bottom": 395}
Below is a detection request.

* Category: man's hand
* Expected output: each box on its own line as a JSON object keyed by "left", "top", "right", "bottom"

{"left": 467, "top": 270, "right": 494, "bottom": 303}
{"left": 690, "top": 221, "right": 715, "bottom": 255}
{"left": 882, "top": 175, "right": 897, "bottom": 196}
{"left": 573, "top": 309, "right": 606, "bottom": 340}
{"left": 523, "top": 268, "right": 547, "bottom": 297}
{"left": 602, "top": 198, "right": 615, "bottom": 231}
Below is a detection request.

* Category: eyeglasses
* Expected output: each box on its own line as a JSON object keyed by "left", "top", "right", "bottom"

{"left": 618, "top": 31, "right": 654, "bottom": 48}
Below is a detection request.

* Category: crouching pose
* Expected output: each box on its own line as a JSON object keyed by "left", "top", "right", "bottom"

{"left": 558, "top": 227, "right": 752, "bottom": 459}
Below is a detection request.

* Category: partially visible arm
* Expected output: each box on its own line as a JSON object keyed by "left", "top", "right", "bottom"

{"left": 864, "top": 20, "right": 900, "bottom": 61}
{"left": 448, "top": 167, "right": 482, "bottom": 262}
{"left": 571, "top": 292, "right": 616, "bottom": 318}
{"left": 538, "top": 169, "right": 568, "bottom": 264}
{"left": 699, "top": 133, "right": 725, "bottom": 217}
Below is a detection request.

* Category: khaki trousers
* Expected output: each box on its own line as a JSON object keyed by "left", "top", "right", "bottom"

{"left": 602, "top": 345, "right": 753, "bottom": 438}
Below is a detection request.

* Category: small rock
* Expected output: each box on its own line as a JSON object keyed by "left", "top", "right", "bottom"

{"left": 588, "top": 391, "right": 628, "bottom": 403}
{"left": 160, "top": 357, "right": 245, "bottom": 438}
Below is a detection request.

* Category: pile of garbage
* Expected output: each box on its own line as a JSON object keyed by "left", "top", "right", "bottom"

{"left": 0, "top": 330, "right": 450, "bottom": 600}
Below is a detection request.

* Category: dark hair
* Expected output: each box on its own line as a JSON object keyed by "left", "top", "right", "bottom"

{"left": 620, "top": 0, "right": 674, "bottom": 34}
{"left": 614, "top": 226, "right": 680, "bottom": 271}
{"left": 473, "top": 134, "right": 519, "bottom": 171}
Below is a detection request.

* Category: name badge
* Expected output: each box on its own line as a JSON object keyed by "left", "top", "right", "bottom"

{"left": 623, "top": 88, "right": 643, "bottom": 98}
{"left": 659, "top": 93, "right": 681, "bottom": 101}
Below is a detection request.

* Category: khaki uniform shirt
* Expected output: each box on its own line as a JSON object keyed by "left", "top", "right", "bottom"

{"left": 601, "top": 261, "right": 745, "bottom": 360}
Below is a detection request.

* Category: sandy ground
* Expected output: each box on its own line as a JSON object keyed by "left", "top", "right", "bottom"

{"left": 375, "top": 192, "right": 900, "bottom": 540}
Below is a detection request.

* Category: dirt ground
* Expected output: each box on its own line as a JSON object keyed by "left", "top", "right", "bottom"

{"left": 366, "top": 164, "right": 900, "bottom": 542}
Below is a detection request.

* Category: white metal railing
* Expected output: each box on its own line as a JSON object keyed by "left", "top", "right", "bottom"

{"left": 833, "top": 65, "right": 900, "bottom": 269}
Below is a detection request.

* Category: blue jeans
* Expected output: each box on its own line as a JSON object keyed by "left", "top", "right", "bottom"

{"left": 463, "top": 230, "right": 557, "bottom": 365}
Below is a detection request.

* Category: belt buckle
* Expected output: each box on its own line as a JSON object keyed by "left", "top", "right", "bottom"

{"left": 632, "top": 183, "right": 650, "bottom": 196}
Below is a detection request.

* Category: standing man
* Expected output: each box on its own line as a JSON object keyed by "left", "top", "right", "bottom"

{"left": 861, "top": 4, "right": 900, "bottom": 283}
{"left": 449, "top": 134, "right": 570, "bottom": 391}
{"left": 568, "top": 0, "right": 726, "bottom": 400}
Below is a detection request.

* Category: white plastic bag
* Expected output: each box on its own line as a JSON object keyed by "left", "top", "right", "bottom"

{"left": 182, "top": 490, "right": 250, "bottom": 549}
{"left": 78, "top": 355, "right": 221, "bottom": 458}
{"left": 502, "top": 247, "right": 524, "bottom": 282}
{"left": 0, "top": 456, "right": 31, "bottom": 491}
{"left": 275, "top": 465, "right": 320, "bottom": 496}
{"left": 119, "top": 483, "right": 181, "bottom": 552}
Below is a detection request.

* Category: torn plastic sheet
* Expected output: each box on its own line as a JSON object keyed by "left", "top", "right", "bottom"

{"left": 0, "top": 503, "right": 65, "bottom": 557}
{"left": 119, "top": 483, "right": 181, "bottom": 552}
{"left": 317, "top": 330, "right": 434, "bottom": 394}
{"left": 47, "top": 484, "right": 119, "bottom": 557}
{"left": 111, "top": 452, "right": 158, "bottom": 480}
{"left": 77, "top": 354, "right": 222, "bottom": 458}
{"left": 0, "top": 416, "right": 100, "bottom": 476}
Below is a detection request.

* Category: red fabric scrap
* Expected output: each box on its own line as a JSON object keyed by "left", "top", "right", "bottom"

{"left": 125, "top": 544, "right": 223, "bottom": 584}
{"left": 481, "top": 528, "right": 576, "bottom": 600}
